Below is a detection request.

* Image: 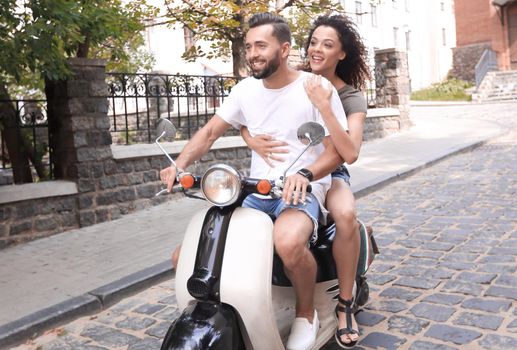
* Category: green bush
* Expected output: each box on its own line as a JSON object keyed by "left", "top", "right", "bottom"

{"left": 411, "top": 78, "right": 473, "bottom": 101}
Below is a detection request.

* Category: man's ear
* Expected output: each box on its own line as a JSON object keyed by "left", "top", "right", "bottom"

{"left": 281, "top": 42, "right": 291, "bottom": 58}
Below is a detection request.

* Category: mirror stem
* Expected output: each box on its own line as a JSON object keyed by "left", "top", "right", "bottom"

{"left": 282, "top": 140, "right": 313, "bottom": 179}
{"left": 155, "top": 132, "right": 177, "bottom": 167}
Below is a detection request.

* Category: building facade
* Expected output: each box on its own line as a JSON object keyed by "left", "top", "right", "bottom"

{"left": 142, "top": 0, "right": 456, "bottom": 90}
{"left": 340, "top": 0, "right": 456, "bottom": 91}
{"left": 453, "top": 0, "right": 517, "bottom": 81}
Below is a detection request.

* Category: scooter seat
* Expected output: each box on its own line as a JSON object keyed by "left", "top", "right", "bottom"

{"left": 272, "top": 221, "right": 338, "bottom": 286}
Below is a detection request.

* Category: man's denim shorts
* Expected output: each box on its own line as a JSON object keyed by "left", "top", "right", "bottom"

{"left": 242, "top": 193, "right": 321, "bottom": 244}
{"left": 331, "top": 164, "right": 351, "bottom": 185}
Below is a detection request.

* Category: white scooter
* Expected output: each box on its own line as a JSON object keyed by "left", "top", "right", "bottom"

{"left": 155, "top": 118, "right": 379, "bottom": 350}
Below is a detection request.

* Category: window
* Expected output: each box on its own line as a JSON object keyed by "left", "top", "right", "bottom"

{"left": 405, "top": 30, "right": 411, "bottom": 51}
{"left": 371, "top": 4, "right": 377, "bottom": 27}
{"left": 183, "top": 26, "right": 195, "bottom": 51}
{"left": 355, "top": 1, "right": 363, "bottom": 24}
{"left": 440, "top": 2, "right": 445, "bottom": 11}
{"left": 393, "top": 27, "right": 399, "bottom": 47}
{"left": 442, "top": 28, "right": 446, "bottom": 46}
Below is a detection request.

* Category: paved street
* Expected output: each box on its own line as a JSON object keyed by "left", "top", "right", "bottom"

{"left": 8, "top": 103, "right": 517, "bottom": 349}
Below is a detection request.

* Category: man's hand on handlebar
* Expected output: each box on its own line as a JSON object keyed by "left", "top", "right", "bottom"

{"left": 282, "top": 173, "right": 310, "bottom": 205}
{"left": 160, "top": 166, "right": 178, "bottom": 193}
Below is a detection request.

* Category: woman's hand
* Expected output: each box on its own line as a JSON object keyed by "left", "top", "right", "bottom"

{"left": 304, "top": 74, "right": 333, "bottom": 112}
{"left": 241, "top": 127, "right": 289, "bottom": 167}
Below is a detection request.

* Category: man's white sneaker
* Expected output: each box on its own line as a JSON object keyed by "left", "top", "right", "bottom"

{"left": 286, "top": 310, "right": 320, "bottom": 350}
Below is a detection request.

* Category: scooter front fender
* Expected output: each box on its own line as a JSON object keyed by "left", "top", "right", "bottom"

{"left": 161, "top": 300, "right": 245, "bottom": 350}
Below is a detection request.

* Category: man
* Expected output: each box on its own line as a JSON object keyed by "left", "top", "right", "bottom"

{"left": 161, "top": 12, "right": 347, "bottom": 350}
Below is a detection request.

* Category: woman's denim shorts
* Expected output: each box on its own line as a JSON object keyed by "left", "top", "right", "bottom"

{"left": 331, "top": 165, "right": 351, "bottom": 185}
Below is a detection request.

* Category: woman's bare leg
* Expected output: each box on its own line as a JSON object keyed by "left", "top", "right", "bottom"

{"left": 326, "top": 179, "right": 360, "bottom": 344}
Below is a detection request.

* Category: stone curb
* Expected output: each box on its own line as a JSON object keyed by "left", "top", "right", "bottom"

{"left": 0, "top": 261, "right": 173, "bottom": 349}
{"left": 0, "top": 128, "right": 505, "bottom": 349}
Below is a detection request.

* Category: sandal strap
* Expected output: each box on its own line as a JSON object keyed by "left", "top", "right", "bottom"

{"left": 336, "top": 296, "right": 359, "bottom": 338}
{"left": 336, "top": 326, "right": 359, "bottom": 337}
{"left": 337, "top": 295, "right": 354, "bottom": 307}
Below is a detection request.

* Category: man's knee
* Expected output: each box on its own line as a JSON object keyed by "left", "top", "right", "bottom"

{"left": 273, "top": 208, "right": 315, "bottom": 265}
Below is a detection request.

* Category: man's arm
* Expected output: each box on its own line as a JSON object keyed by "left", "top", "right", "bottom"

{"left": 161, "top": 115, "right": 231, "bottom": 192}
{"left": 306, "top": 136, "right": 344, "bottom": 181}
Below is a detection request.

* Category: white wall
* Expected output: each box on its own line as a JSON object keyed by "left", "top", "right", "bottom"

{"left": 143, "top": 0, "right": 233, "bottom": 75}
{"left": 340, "top": 0, "right": 456, "bottom": 90}
{"left": 141, "top": 0, "right": 456, "bottom": 89}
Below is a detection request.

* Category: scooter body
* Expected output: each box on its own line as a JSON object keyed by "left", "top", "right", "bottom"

{"left": 163, "top": 204, "right": 377, "bottom": 350}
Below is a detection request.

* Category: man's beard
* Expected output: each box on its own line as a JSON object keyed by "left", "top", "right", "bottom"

{"left": 249, "top": 53, "right": 281, "bottom": 79}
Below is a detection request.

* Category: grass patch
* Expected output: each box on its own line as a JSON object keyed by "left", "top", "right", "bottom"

{"left": 411, "top": 78, "right": 473, "bottom": 101}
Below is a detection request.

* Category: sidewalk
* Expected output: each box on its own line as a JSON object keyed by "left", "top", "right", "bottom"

{"left": 0, "top": 106, "right": 505, "bottom": 348}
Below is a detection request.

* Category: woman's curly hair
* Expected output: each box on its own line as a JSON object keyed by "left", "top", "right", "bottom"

{"left": 304, "top": 15, "right": 371, "bottom": 90}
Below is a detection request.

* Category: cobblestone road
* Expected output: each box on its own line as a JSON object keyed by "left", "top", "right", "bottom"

{"left": 11, "top": 103, "right": 517, "bottom": 349}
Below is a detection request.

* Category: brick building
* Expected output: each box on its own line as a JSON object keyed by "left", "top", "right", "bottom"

{"left": 452, "top": 0, "right": 517, "bottom": 81}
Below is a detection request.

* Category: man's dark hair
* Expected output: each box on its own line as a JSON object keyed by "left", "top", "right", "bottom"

{"left": 248, "top": 12, "right": 291, "bottom": 44}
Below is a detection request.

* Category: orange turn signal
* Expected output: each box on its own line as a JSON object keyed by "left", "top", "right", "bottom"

{"left": 179, "top": 174, "right": 195, "bottom": 189}
{"left": 256, "top": 179, "right": 272, "bottom": 195}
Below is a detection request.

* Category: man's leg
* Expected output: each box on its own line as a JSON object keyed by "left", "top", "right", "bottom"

{"left": 274, "top": 208, "right": 317, "bottom": 321}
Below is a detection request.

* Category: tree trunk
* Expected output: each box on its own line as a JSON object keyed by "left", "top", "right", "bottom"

{"left": 77, "top": 33, "right": 90, "bottom": 58}
{"left": 0, "top": 83, "right": 33, "bottom": 183}
{"left": 231, "top": 37, "right": 248, "bottom": 77}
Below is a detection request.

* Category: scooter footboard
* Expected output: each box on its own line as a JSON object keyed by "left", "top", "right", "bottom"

{"left": 161, "top": 301, "right": 245, "bottom": 350}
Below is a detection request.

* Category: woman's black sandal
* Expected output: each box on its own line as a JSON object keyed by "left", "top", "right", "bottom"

{"left": 334, "top": 296, "right": 360, "bottom": 348}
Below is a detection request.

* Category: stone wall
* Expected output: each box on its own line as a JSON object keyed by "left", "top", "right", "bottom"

{"left": 0, "top": 145, "right": 251, "bottom": 248}
{"left": 451, "top": 42, "right": 492, "bottom": 82}
{"left": 363, "top": 108, "right": 401, "bottom": 141}
{"left": 374, "top": 48, "right": 412, "bottom": 130}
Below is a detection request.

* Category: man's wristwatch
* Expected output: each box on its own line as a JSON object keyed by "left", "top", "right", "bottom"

{"left": 297, "top": 168, "right": 314, "bottom": 182}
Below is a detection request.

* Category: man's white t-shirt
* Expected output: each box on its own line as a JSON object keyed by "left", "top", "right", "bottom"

{"left": 216, "top": 71, "right": 348, "bottom": 219}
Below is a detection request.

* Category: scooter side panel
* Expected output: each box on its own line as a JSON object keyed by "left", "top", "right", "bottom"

{"left": 219, "top": 207, "right": 285, "bottom": 350}
{"left": 175, "top": 208, "right": 210, "bottom": 310}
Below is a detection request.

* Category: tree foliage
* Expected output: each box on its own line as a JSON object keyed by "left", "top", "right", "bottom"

{"left": 0, "top": 0, "right": 157, "bottom": 91}
{"left": 163, "top": 0, "right": 344, "bottom": 76}
{"left": 0, "top": 0, "right": 157, "bottom": 184}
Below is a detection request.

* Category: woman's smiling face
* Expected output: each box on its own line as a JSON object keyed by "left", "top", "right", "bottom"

{"left": 307, "top": 25, "right": 346, "bottom": 75}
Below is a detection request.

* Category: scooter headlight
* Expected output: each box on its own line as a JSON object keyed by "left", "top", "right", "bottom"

{"left": 201, "top": 164, "right": 242, "bottom": 206}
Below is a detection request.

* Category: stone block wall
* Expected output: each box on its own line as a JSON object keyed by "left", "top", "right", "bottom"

{"left": 374, "top": 48, "right": 412, "bottom": 130}
{"left": 451, "top": 43, "right": 491, "bottom": 82}
{"left": 0, "top": 146, "right": 251, "bottom": 248}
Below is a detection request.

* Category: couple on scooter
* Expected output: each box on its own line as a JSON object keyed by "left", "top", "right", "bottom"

{"left": 161, "top": 12, "right": 369, "bottom": 350}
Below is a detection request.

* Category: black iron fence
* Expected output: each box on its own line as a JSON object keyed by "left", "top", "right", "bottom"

{"left": 0, "top": 99, "right": 51, "bottom": 185}
{"left": 105, "top": 73, "right": 241, "bottom": 144}
{"left": 105, "top": 73, "right": 377, "bottom": 145}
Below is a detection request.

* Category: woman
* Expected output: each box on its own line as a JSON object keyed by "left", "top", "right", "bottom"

{"left": 241, "top": 15, "right": 370, "bottom": 348}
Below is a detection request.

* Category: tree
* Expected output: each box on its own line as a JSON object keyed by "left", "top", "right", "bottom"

{"left": 162, "top": 0, "right": 344, "bottom": 77}
{"left": 0, "top": 0, "right": 157, "bottom": 183}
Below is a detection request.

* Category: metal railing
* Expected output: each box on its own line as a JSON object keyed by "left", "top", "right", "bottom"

{"left": 475, "top": 49, "right": 498, "bottom": 88}
{"left": 0, "top": 99, "right": 51, "bottom": 185}
{"left": 105, "top": 73, "right": 241, "bottom": 144}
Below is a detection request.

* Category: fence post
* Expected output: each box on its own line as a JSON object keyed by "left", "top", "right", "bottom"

{"left": 374, "top": 48, "right": 412, "bottom": 130}
{"left": 45, "top": 58, "right": 112, "bottom": 226}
